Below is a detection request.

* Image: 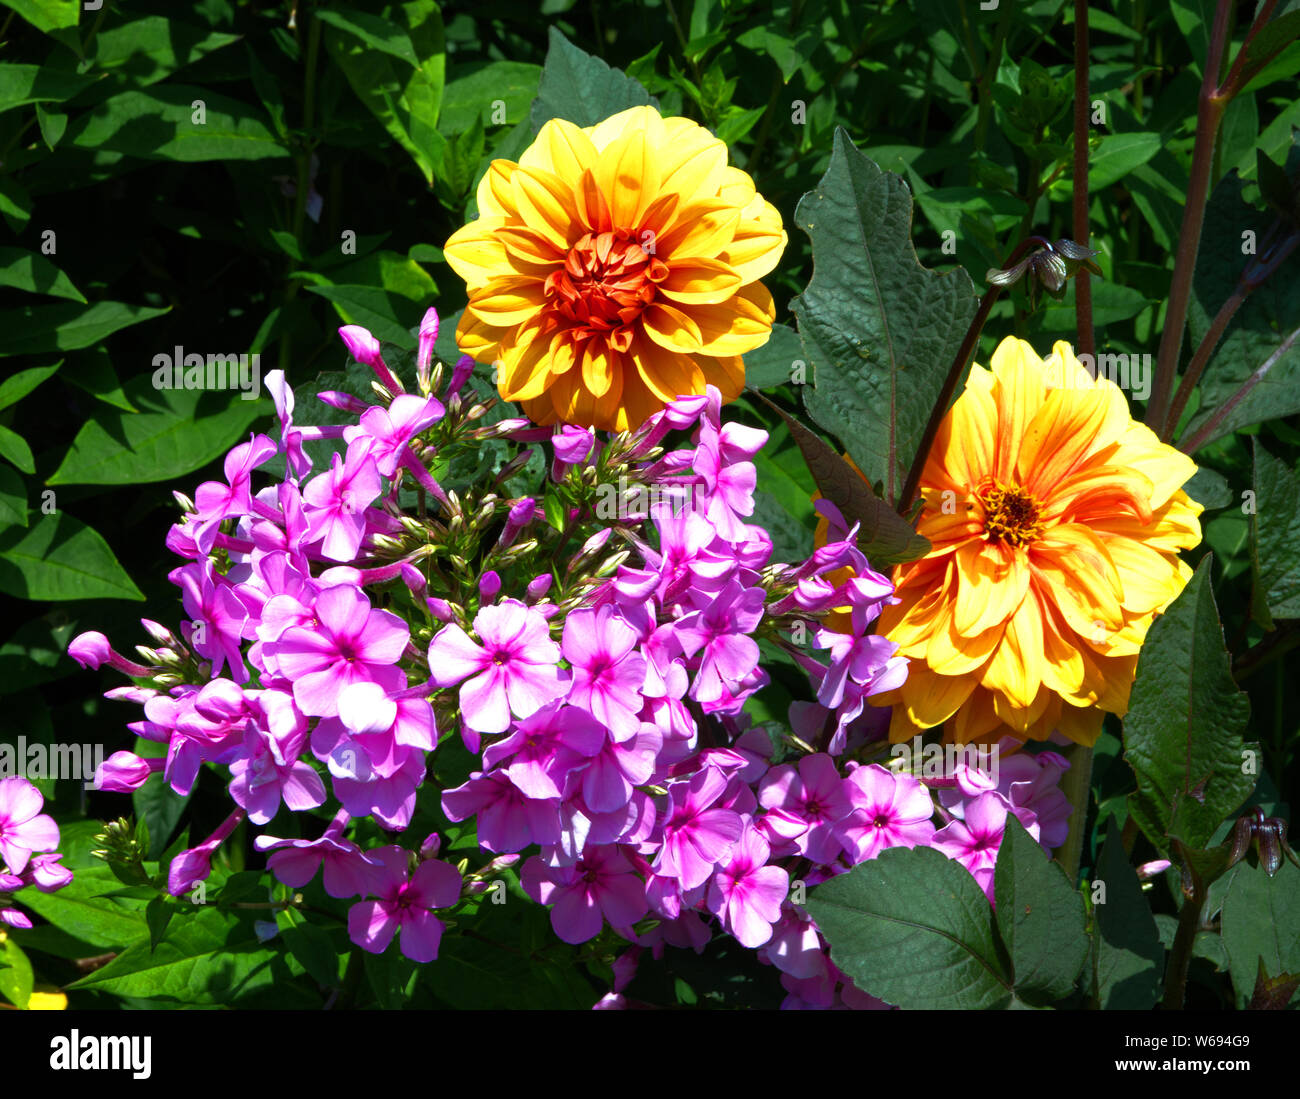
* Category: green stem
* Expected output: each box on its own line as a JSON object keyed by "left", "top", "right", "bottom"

{"left": 1073, "top": 0, "right": 1094, "bottom": 361}
{"left": 1162, "top": 872, "right": 1208, "bottom": 1009}
{"left": 80, "top": 2, "right": 110, "bottom": 57}
{"left": 1057, "top": 740, "right": 1094, "bottom": 882}
{"left": 1146, "top": 0, "right": 1237, "bottom": 436}
{"left": 970, "top": 4, "right": 1009, "bottom": 173}
{"left": 279, "top": 7, "right": 323, "bottom": 376}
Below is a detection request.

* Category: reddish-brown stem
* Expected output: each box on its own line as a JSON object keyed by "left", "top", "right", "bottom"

{"left": 1219, "top": 0, "right": 1280, "bottom": 99}
{"left": 1146, "top": 0, "right": 1237, "bottom": 436}
{"left": 1180, "top": 324, "right": 1300, "bottom": 454}
{"left": 1163, "top": 284, "right": 1251, "bottom": 441}
{"left": 898, "top": 236, "right": 1046, "bottom": 516}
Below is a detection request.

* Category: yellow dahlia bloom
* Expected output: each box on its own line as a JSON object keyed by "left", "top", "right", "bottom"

{"left": 442, "top": 105, "right": 787, "bottom": 431}
{"left": 870, "top": 337, "right": 1203, "bottom": 747}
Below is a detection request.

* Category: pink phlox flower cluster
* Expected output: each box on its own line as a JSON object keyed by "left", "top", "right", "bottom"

{"left": 0, "top": 777, "right": 72, "bottom": 929}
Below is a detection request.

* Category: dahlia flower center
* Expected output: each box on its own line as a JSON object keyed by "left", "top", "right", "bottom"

{"left": 978, "top": 482, "right": 1044, "bottom": 547}
{"left": 545, "top": 229, "right": 667, "bottom": 338}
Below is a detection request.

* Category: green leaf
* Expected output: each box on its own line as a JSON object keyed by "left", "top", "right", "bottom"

{"left": 1221, "top": 860, "right": 1300, "bottom": 1007}
{"left": 0, "top": 465, "right": 27, "bottom": 527}
{"left": 90, "top": 17, "right": 241, "bottom": 88}
{"left": 0, "top": 362, "right": 60, "bottom": 410}
{"left": 0, "top": 0, "right": 77, "bottom": 34}
{"left": 60, "top": 348, "right": 137, "bottom": 412}
{"left": 65, "top": 85, "right": 287, "bottom": 162}
{"left": 0, "top": 511, "right": 144, "bottom": 601}
{"left": 68, "top": 904, "right": 287, "bottom": 1005}
{"left": 749, "top": 392, "right": 931, "bottom": 566}
{"left": 0, "top": 937, "right": 34, "bottom": 1009}
{"left": 0, "top": 617, "right": 80, "bottom": 693}
{"left": 0, "top": 301, "right": 169, "bottom": 357}
{"left": 0, "top": 426, "right": 34, "bottom": 475}
{"left": 428, "top": 902, "right": 596, "bottom": 1008}
{"left": 145, "top": 896, "right": 175, "bottom": 954}
{"left": 1234, "top": 7, "right": 1300, "bottom": 90}
{"left": 439, "top": 60, "right": 540, "bottom": 133}
{"left": 276, "top": 907, "right": 341, "bottom": 988}
{"left": 735, "top": 25, "right": 819, "bottom": 81}
{"left": 47, "top": 375, "right": 269, "bottom": 486}
{"left": 741, "top": 323, "right": 804, "bottom": 389}
{"left": 35, "top": 102, "right": 67, "bottom": 149}
{"left": 363, "top": 947, "right": 416, "bottom": 1008}
{"left": 1185, "top": 465, "right": 1232, "bottom": 511}
{"left": 805, "top": 845, "right": 1013, "bottom": 1009}
{"left": 1181, "top": 157, "right": 1300, "bottom": 448}
{"left": 0, "top": 174, "right": 32, "bottom": 232}
{"left": 324, "top": 0, "right": 445, "bottom": 184}
{"left": 993, "top": 815, "right": 1088, "bottom": 1002}
{"left": 15, "top": 866, "right": 148, "bottom": 948}
{"left": 304, "top": 284, "right": 423, "bottom": 346}
{"left": 794, "top": 129, "right": 979, "bottom": 506}
{"left": 1087, "top": 132, "right": 1161, "bottom": 190}
{"left": 314, "top": 7, "right": 422, "bottom": 66}
{"left": 1091, "top": 824, "right": 1164, "bottom": 1008}
{"left": 529, "top": 26, "right": 657, "bottom": 130}
{"left": 1248, "top": 441, "right": 1300, "bottom": 627}
{"left": 1124, "top": 557, "right": 1256, "bottom": 853}
{"left": 0, "top": 63, "right": 95, "bottom": 114}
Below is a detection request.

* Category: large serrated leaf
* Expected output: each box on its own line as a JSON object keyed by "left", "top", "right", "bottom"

{"left": 1181, "top": 143, "right": 1300, "bottom": 448}
{"left": 805, "top": 845, "right": 1013, "bottom": 1009}
{"left": 1124, "top": 557, "right": 1257, "bottom": 852}
{"left": 993, "top": 815, "right": 1088, "bottom": 1003}
{"left": 793, "top": 129, "right": 979, "bottom": 506}
{"left": 1248, "top": 441, "right": 1300, "bottom": 627}
{"left": 750, "top": 392, "right": 930, "bottom": 566}
{"left": 529, "top": 26, "right": 657, "bottom": 131}
{"left": 1221, "top": 860, "right": 1300, "bottom": 1008}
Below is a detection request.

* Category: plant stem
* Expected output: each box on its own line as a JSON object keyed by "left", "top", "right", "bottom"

{"left": 1179, "top": 324, "right": 1300, "bottom": 453}
{"left": 1162, "top": 872, "right": 1208, "bottom": 1009}
{"left": 1163, "top": 284, "right": 1250, "bottom": 441}
{"left": 1073, "top": 0, "right": 1094, "bottom": 361}
{"left": 970, "top": 4, "right": 1009, "bottom": 171}
{"left": 1233, "top": 620, "right": 1300, "bottom": 681}
{"left": 1146, "top": 0, "right": 1237, "bottom": 436}
{"left": 279, "top": 7, "right": 322, "bottom": 375}
{"left": 897, "top": 239, "right": 1037, "bottom": 514}
{"left": 1057, "top": 739, "right": 1094, "bottom": 883}
{"left": 1218, "top": 0, "right": 1280, "bottom": 100}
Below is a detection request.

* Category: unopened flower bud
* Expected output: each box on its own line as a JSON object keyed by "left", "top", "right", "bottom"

{"left": 525, "top": 573, "right": 553, "bottom": 602}
{"left": 479, "top": 571, "right": 502, "bottom": 602}
{"left": 447, "top": 354, "right": 475, "bottom": 398}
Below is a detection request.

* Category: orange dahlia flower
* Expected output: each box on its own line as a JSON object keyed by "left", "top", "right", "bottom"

{"left": 442, "top": 105, "right": 787, "bottom": 431}
{"left": 869, "top": 337, "right": 1202, "bottom": 747}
